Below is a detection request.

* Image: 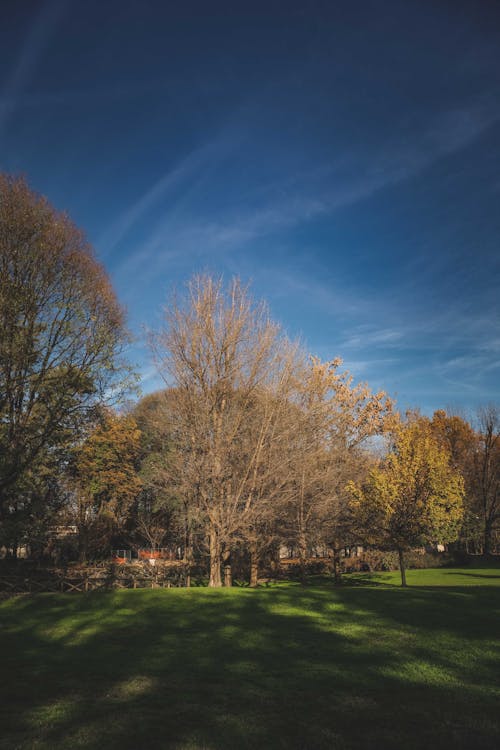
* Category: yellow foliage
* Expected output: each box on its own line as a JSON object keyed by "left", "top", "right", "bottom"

{"left": 349, "top": 417, "right": 464, "bottom": 550}
{"left": 75, "top": 413, "right": 142, "bottom": 519}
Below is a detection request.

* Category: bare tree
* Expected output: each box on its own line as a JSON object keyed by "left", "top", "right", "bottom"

{"left": 471, "top": 405, "right": 500, "bottom": 555}
{"left": 151, "top": 275, "right": 300, "bottom": 586}
{"left": 284, "top": 357, "right": 395, "bottom": 583}
{"left": 236, "top": 387, "right": 301, "bottom": 586}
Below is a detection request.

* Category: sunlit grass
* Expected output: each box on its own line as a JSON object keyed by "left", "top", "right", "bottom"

{"left": 0, "top": 569, "right": 498, "bottom": 749}
{"left": 346, "top": 566, "right": 500, "bottom": 587}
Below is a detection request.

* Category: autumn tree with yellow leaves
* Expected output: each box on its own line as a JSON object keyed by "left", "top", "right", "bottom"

{"left": 284, "top": 356, "right": 395, "bottom": 584}
{"left": 349, "top": 416, "right": 464, "bottom": 586}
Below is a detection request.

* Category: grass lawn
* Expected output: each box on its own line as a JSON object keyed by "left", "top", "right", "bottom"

{"left": 348, "top": 565, "right": 500, "bottom": 587}
{"left": 0, "top": 568, "right": 499, "bottom": 749}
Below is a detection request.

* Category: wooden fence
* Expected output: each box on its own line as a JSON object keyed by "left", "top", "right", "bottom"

{"left": 0, "top": 561, "right": 189, "bottom": 595}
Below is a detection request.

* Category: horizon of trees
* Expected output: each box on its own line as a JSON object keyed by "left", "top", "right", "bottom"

{"left": 0, "top": 175, "right": 498, "bottom": 586}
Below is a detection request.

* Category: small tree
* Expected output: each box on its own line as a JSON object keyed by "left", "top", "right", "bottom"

{"left": 349, "top": 416, "right": 464, "bottom": 586}
{"left": 430, "top": 409, "right": 478, "bottom": 552}
{"left": 284, "top": 357, "right": 394, "bottom": 584}
{"left": 69, "top": 412, "right": 142, "bottom": 561}
{"left": 131, "top": 391, "right": 184, "bottom": 558}
{"left": 430, "top": 406, "right": 500, "bottom": 555}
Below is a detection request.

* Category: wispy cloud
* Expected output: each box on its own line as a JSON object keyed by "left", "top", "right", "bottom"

{"left": 97, "top": 126, "right": 245, "bottom": 258}
{"left": 97, "top": 146, "right": 214, "bottom": 257}
{"left": 340, "top": 328, "right": 404, "bottom": 350}
{"left": 122, "top": 94, "right": 500, "bottom": 270}
{"left": 0, "top": 77, "right": 182, "bottom": 112}
{"left": 0, "top": 0, "right": 66, "bottom": 142}
{"left": 107, "top": 91, "right": 499, "bottom": 413}
{"left": 255, "top": 264, "right": 500, "bottom": 407}
{"left": 137, "top": 363, "right": 164, "bottom": 392}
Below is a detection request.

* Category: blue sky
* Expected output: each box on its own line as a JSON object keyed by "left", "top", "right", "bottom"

{"left": 1, "top": 0, "right": 499, "bottom": 414}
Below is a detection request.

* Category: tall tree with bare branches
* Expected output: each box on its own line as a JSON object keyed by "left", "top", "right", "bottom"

{"left": 471, "top": 406, "right": 500, "bottom": 555}
{"left": 151, "top": 275, "right": 299, "bottom": 586}
{"left": 284, "top": 357, "right": 395, "bottom": 583}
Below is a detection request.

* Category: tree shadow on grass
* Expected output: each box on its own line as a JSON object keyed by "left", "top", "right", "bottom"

{"left": 0, "top": 585, "right": 499, "bottom": 750}
{"left": 341, "top": 573, "right": 394, "bottom": 587}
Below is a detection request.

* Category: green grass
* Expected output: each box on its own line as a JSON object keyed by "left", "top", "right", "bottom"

{"left": 348, "top": 565, "right": 500, "bottom": 587}
{"left": 0, "top": 568, "right": 499, "bottom": 750}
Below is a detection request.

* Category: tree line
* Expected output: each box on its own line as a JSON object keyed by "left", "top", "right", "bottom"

{"left": 0, "top": 175, "right": 498, "bottom": 586}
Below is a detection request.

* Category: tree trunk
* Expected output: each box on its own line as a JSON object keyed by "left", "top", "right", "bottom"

{"left": 78, "top": 529, "right": 88, "bottom": 564}
{"left": 298, "top": 532, "right": 307, "bottom": 585}
{"left": 249, "top": 538, "right": 259, "bottom": 587}
{"left": 269, "top": 543, "right": 280, "bottom": 575}
{"left": 222, "top": 548, "right": 232, "bottom": 587}
{"left": 184, "top": 529, "right": 193, "bottom": 587}
{"left": 208, "top": 529, "right": 222, "bottom": 587}
{"left": 332, "top": 546, "right": 342, "bottom": 586}
{"left": 398, "top": 548, "right": 407, "bottom": 587}
{"left": 484, "top": 519, "right": 493, "bottom": 556}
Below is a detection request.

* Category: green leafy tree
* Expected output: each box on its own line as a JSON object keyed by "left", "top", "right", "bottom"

{"left": 430, "top": 409, "right": 481, "bottom": 553}
{"left": 0, "top": 175, "right": 129, "bottom": 534}
{"left": 0, "top": 446, "right": 69, "bottom": 559}
{"left": 70, "top": 412, "right": 142, "bottom": 561}
{"left": 430, "top": 407, "right": 500, "bottom": 555}
{"left": 349, "top": 416, "right": 464, "bottom": 586}
{"left": 130, "top": 391, "right": 185, "bottom": 556}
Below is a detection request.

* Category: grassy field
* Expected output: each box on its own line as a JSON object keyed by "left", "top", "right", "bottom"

{"left": 0, "top": 568, "right": 499, "bottom": 750}
{"left": 348, "top": 565, "right": 500, "bottom": 587}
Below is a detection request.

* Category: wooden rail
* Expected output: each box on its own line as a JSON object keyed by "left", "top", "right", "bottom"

{"left": 0, "top": 562, "right": 189, "bottom": 594}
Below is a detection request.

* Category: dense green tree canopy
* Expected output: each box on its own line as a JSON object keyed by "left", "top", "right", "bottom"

{"left": 0, "top": 175, "right": 128, "bottom": 520}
